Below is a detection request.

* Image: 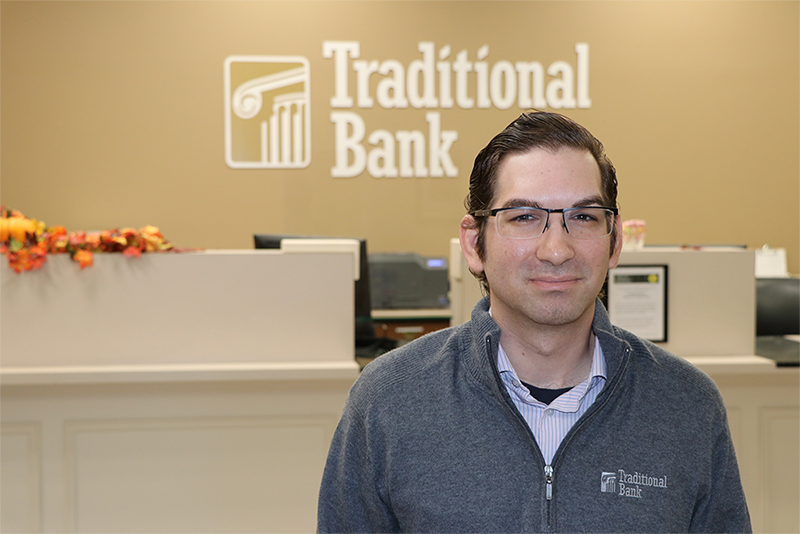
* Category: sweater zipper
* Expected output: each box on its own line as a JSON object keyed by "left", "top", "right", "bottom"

{"left": 540, "top": 345, "right": 631, "bottom": 531}
{"left": 544, "top": 465, "right": 554, "bottom": 500}
{"left": 544, "top": 464, "right": 554, "bottom": 531}
{"left": 485, "top": 333, "right": 558, "bottom": 528}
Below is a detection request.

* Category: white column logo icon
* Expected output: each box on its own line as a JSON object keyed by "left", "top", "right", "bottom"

{"left": 225, "top": 56, "right": 311, "bottom": 169}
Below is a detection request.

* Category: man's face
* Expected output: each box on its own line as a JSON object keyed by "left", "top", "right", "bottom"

{"left": 461, "top": 146, "right": 622, "bottom": 330}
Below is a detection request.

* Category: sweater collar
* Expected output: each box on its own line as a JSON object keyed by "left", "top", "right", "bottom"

{"left": 465, "top": 296, "right": 629, "bottom": 392}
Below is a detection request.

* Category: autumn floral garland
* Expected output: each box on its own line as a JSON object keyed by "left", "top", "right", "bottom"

{"left": 0, "top": 207, "right": 176, "bottom": 273}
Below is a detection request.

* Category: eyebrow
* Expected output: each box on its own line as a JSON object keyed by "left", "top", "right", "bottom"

{"left": 500, "top": 196, "right": 606, "bottom": 209}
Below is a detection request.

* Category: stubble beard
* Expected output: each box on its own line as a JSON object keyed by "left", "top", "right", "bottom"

{"left": 490, "top": 269, "right": 600, "bottom": 330}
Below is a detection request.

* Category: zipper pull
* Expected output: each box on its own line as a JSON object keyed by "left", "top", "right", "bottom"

{"left": 544, "top": 465, "right": 554, "bottom": 500}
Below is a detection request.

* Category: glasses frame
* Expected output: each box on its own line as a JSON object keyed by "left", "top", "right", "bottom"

{"left": 471, "top": 206, "right": 619, "bottom": 240}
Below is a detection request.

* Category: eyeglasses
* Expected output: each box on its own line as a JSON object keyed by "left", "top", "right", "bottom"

{"left": 471, "top": 206, "right": 618, "bottom": 240}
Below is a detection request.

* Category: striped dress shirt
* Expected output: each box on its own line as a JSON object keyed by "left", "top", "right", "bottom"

{"left": 497, "top": 338, "right": 607, "bottom": 466}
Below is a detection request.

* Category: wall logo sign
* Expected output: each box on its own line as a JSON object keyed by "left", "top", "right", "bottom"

{"left": 225, "top": 43, "right": 591, "bottom": 177}
{"left": 224, "top": 56, "right": 311, "bottom": 169}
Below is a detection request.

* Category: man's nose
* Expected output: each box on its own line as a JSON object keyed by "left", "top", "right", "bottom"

{"left": 535, "top": 214, "right": 575, "bottom": 265}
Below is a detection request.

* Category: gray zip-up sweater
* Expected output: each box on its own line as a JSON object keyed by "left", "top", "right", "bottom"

{"left": 318, "top": 298, "right": 751, "bottom": 533}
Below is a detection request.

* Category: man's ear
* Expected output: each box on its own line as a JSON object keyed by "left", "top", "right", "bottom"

{"left": 459, "top": 215, "right": 485, "bottom": 275}
{"left": 608, "top": 216, "right": 623, "bottom": 269}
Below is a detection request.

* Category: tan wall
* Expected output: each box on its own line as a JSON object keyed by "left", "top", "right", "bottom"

{"left": 2, "top": 1, "right": 798, "bottom": 273}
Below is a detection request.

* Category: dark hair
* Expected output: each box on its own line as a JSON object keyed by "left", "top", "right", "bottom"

{"left": 464, "top": 111, "right": 619, "bottom": 293}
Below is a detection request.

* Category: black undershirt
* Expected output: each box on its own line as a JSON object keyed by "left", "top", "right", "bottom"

{"left": 521, "top": 381, "right": 574, "bottom": 405}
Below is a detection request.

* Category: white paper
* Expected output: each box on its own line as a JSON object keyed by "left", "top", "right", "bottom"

{"left": 607, "top": 265, "right": 667, "bottom": 342}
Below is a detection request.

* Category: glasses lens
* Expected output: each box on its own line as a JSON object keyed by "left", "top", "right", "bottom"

{"left": 564, "top": 208, "right": 613, "bottom": 238}
{"left": 496, "top": 208, "right": 547, "bottom": 239}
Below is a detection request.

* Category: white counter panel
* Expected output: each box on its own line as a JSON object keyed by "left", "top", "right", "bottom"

{"left": 1, "top": 377, "right": 354, "bottom": 533}
{"left": 1, "top": 250, "right": 355, "bottom": 368}
{"left": 1, "top": 248, "right": 360, "bottom": 533}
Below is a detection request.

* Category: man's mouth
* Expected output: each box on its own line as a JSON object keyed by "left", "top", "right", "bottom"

{"left": 531, "top": 276, "right": 580, "bottom": 290}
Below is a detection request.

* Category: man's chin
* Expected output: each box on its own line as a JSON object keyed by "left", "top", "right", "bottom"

{"left": 525, "top": 298, "right": 596, "bottom": 328}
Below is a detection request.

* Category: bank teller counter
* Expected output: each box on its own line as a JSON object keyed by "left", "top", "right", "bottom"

{"left": 448, "top": 239, "right": 800, "bottom": 534}
{"left": 0, "top": 243, "right": 361, "bottom": 534}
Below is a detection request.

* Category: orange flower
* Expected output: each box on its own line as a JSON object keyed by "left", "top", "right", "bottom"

{"left": 85, "top": 232, "right": 102, "bottom": 250}
{"left": 6, "top": 245, "right": 45, "bottom": 273}
{"left": 140, "top": 225, "right": 173, "bottom": 252}
{"left": 119, "top": 228, "right": 137, "bottom": 239}
{"left": 72, "top": 249, "right": 93, "bottom": 270}
{"left": 122, "top": 246, "right": 142, "bottom": 258}
{"left": 8, "top": 249, "right": 28, "bottom": 273}
{"left": 69, "top": 231, "right": 87, "bottom": 248}
{"left": 29, "top": 244, "right": 47, "bottom": 270}
{"left": 45, "top": 226, "right": 66, "bottom": 248}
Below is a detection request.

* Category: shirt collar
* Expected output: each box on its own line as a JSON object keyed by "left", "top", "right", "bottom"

{"left": 488, "top": 306, "right": 608, "bottom": 384}
{"left": 497, "top": 334, "right": 608, "bottom": 383}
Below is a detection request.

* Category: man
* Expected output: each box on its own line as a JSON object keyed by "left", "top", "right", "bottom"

{"left": 318, "top": 111, "right": 751, "bottom": 533}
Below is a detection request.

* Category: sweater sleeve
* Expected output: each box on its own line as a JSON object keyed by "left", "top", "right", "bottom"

{"left": 317, "top": 395, "right": 399, "bottom": 533}
{"left": 688, "top": 405, "right": 752, "bottom": 533}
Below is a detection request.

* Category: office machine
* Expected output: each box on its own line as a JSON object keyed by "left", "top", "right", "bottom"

{"left": 369, "top": 252, "right": 449, "bottom": 310}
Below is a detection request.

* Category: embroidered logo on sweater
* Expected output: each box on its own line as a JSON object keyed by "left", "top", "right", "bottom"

{"left": 600, "top": 469, "right": 668, "bottom": 499}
